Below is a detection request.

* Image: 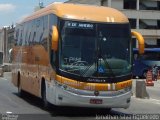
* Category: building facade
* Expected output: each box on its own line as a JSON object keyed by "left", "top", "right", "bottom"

{"left": 0, "top": 29, "right": 4, "bottom": 64}
{"left": 0, "top": 26, "right": 15, "bottom": 63}
{"left": 66, "top": 0, "right": 160, "bottom": 47}
{"left": 0, "top": 29, "right": 3, "bottom": 53}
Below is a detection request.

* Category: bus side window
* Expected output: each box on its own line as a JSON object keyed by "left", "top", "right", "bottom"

{"left": 22, "top": 23, "right": 28, "bottom": 46}
{"left": 30, "top": 20, "right": 36, "bottom": 44}
{"left": 36, "top": 17, "right": 44, "bottom": 43}
{"left": 14, "top": 27, "right": 19, "bottom": 46}
{"left": 28, "top": 21, "right": 32, "bottom": 45}
{"left": 19, "top": 29, "right": 23, "bottom": 46}
{"left": 39, "top": 15, "right": 49, "bottom": 51}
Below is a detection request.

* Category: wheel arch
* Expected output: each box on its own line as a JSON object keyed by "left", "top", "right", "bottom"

{"left": 41, "top": 77, "right": 46, "bottom": 98}
{"left": 17, "top": 71, "right": 21, "bottom": 87}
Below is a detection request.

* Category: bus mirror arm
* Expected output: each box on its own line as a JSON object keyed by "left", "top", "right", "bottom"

{"left": 131, "top": 31, "right": 145, "bottom": 54}
{"left": 52, "top": 26, "right": 59, "bottom": 51}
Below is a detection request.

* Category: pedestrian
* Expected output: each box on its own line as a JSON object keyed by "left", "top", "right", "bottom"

{"left": 152, "top": 65, "right": 158, "bottom": 81}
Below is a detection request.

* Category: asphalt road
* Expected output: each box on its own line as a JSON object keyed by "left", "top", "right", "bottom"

{"left": 0, "top": 72, "right": 160, "bottom": 120}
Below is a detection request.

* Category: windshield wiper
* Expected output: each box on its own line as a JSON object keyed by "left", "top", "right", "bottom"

{"left": 80, "top": 58, "right": 96, "bottom": 77}
{"left": 97, "top": 32, "right": 115, "bottom": 78}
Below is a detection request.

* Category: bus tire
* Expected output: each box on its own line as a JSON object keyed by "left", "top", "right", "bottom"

{"left": 41, "top": 79, "right": 49, "bottom": 109}
{"left": 17, "top": 72, "right": 24, "bottom": 97}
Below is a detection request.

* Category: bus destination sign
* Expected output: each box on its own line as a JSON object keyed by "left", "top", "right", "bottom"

{"left": 66, "top": 22, "right": 94, "bottom": 29}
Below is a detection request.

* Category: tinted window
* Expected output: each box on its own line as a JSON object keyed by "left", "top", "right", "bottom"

{"left": 14, "top": 26, "right": 19, "bottom": 45}
{"left": 36, "top": 17, "right": 43, "bottom": 43}
{"left": 17, "top": 25, "right": 23, "bottom": 46}
{"left": 15, "top": 15, "right": 49, "bottom": 47}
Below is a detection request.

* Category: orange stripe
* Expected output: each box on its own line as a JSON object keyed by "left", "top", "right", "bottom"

{"left": 56, "top": 75, "right": 132, "bottom": 91}
{"left": 116, "top": 80, "right": 132, "bottom": 90}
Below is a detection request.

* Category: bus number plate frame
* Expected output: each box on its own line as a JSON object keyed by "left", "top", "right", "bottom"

{"left": 90, "top": 99, "right": 103, "bottom": 104}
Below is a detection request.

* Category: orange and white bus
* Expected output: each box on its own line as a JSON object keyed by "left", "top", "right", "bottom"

{"left": 12, "top": 3, "right": 144, "bottom": 110}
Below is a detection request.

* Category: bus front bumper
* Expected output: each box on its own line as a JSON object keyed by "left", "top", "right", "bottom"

{"left": 55, "top": 86, "right": 131, "bottom": 109}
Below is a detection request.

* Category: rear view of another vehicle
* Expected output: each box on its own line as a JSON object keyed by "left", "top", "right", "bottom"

{"left": 133, "top": 48, "right": 160, "bottom": 78}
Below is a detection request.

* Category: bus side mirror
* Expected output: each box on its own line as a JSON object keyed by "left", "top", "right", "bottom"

{"left": 52, "top": 26, "right": 59, "bottom": 51}
{"left": 131, "top": 31, "right": 145, "bottom": 54}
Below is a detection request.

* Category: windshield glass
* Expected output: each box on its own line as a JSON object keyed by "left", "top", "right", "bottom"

{"left": 59, "top": 20, "right": 132, "bottom": 77}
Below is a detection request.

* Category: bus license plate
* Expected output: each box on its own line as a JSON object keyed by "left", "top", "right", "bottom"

{"left": 90, "top": 99, "right": 103, "bottom": 104}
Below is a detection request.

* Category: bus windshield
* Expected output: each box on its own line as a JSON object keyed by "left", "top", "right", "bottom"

{"left": 59, "top": 20, "right": 132, "bottom": 77}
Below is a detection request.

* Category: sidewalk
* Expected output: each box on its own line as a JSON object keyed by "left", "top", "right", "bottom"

{"left": 132, "top": 79, "right": 160, "bottom": 100}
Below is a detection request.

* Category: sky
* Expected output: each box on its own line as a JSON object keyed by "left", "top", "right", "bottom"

{"left": 0, "top": 0, "right": 67, "bottom": 28}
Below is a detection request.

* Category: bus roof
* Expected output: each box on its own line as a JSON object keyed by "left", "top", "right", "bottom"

{"left": 133, "top": 48, "right": 160, "bottom": 52}
{"left": 22, "top": 3, "right": 129, "bottom": 23}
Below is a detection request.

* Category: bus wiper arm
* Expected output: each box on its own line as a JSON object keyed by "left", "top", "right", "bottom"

{"left": 80, "top": 60, "right": 96, "bottom": 77}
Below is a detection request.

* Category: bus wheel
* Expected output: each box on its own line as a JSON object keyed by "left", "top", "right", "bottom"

{"left": 41, "top": 80, "right": 49, "bottom": 109}
{"left": 17, "top": 72, "right": 23, "bottom": 97}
